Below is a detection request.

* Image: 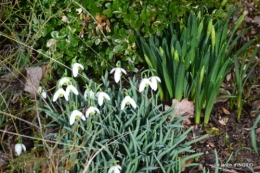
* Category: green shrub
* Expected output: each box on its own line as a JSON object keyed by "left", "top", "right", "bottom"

{"left": 0, "top": 0, "right": 238, "bottom": 81}
{"left": 137, "top": 10, "right": 255, "bottom": 125}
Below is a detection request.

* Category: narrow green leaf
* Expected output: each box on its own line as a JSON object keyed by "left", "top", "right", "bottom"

{"left": 234, "top": 14, "right": 245, "bottom": 31}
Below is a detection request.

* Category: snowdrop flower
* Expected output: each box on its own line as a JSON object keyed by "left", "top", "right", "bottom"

{"left": 139, "top": 78, "right": 153, "bottom": 92}
{"left": 108, "top": 165, "right": 121, "bottom": 173}
{"left": 84, "top": 89, "right": 95, "bottom": 100}
{"left": 38, "top": 86, "right": 47, "bottom": 99}
{"left": 149, "top": 76, "right": 161, "bottom": 91}
{"left": 96, "top": 92, "right": 110, "bottom": 106}
{"left": 66, "top": 85, "right": 79, "bottom": 95}
{"left": 53, "top": 88, "right": 69, "bottom": 102}
{"left": 110, "top": 67, "right": 126, "bottom": 83}
{"left": 85, "top": 106, "right": 100, "bottom": 118}
{"left": 121, "top": 96, "right": 136, "bottom": 110}
{"left": 58, "top": 77, "right": 71, "bottom": 87}
{"left": 15, "top": 143, "right": 26, "bottom": 156}
{"left": 70, "top": 110, "right": 86, "bottom": 125}
{"left": 72, "top": 63, "right": 84, "bottom": 77}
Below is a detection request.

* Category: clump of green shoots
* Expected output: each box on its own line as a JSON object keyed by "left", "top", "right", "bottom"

{"left": 137, "top": 9, "right": 256, "bottom": 125}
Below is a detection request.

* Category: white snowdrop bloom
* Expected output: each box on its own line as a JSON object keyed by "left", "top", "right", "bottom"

{"left": 96, "top": 92, "right": 110, "bottom": 106}
{"left": 108, "top": 165, "right": 121, "bottom": 173}
{"left": 70, "top": 110, "right": 86, "bottom": 125}
{"left": 85, "top": 106, "right": 100, "bottom": 118}
{"left": 53, "top": 88, "right": 69, "bottom": 102}
{"left": 58, "top": 77, "right": 71, "bottom": 87}
{"left": 84, "top": 89, "right": 95, "bottom": 100}
{"left": 121, "top": 96, "right": 136, "bottom": 110}
{"left": 72, "top": 63, "right": 84, "bottom": 77}
{"left": 110, "top": 67, "right": 127, "bottom": 83}
{"left": 139, "top": 78, "right": 153, "bottom": 92}
{"left": 66, "top": 85, "right": 79, "bottom": 95}
{"left": 37, "top": 86, "right": 47, "bottom": 99}
{"left": 15, "top": 143, "right": 26, "bottom": 156}
{"left": 149, "top": 76, "right": 161, "bottom": 91}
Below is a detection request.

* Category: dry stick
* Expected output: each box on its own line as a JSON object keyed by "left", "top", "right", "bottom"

{"left": 0, "top": 129, "right": 87, "bottom": 148}
{"left": 0, "top": 111, "right": 39, "bottom": 129}
{"left": 82, "top": 144, "right": 107, "bottom": 173}
{"left": 0, "top": 33, "right": 71, "bottom": 70}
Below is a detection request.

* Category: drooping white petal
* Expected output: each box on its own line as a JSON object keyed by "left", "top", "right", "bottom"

{"left": 96, "top": 92, "right": 110, "bottom": 106}
{"left": 70, "top": 110, "right": 85, "bottom": 125}
{"left": 58, "top": 77, "right": 71, "bottom": 87}
{"left": 149, "top": 76, "right": 161, "bottom": 91}
{"left": 66, "top": 85, "right": 79, "bottom": 95}
{"left": 15, "top": 143, "right": 26, "bottom": 156}
{"left": 53, "top": 88, "right": 68, "bottom": 102}
{"left": 139, "top": 78, "right": 152, "bottom": 92}
{"left": 108, "top": 165, "right": 121, "bottom": 173}
{"left": 110, "top": 68, "right": 126, "bottom": 83}
{"left": 38, "top": 86, "right": 47, "bottom": 98}
{"left": 85, "top": 106, "right": 100, "bottom": 118}
{"left": 72, "top": 63, "right": 84, "bottom": 77}
{"left": 121, "top": 96, "right": 136, "bottom": 110}
{"left": 84, "top": 89, "right": 95, "bottom": 100}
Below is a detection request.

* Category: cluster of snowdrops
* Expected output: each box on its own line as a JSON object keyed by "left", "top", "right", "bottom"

{"left": 15, "top": 62, "right": 161, "bottom": 173}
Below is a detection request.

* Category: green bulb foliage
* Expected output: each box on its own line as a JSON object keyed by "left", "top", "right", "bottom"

{"left": 137, "top": 9, "right": 256, "bottom": 125}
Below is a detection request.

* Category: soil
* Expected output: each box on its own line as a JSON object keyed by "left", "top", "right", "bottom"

{"left": 184, "top": 102, "right": 260, "bottom": 173}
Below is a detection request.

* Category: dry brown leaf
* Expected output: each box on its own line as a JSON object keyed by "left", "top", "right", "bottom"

{"left": 0, "top": 66, "right": 45, "bottom": 97}
{"left": 171, "top": 98, "right": 194, "bottom": 117}
{"left": 165, "top": 98, "right": 194, "bottom": 124}
{"left": 218, "top": 119, "right": 227, "bottom": 126}
{"left": 208, "top": 142, "right": 215, "bottom": 148}
{"left": 0, "top": 70, "right": 25, "bottom": 91}
{"left": 256, "top": 128, "right": 260, "bottom": 134}
{"left": 250, "top": 100, "right": 260, "bottom": 117}
{"left": 221, "top": 150, "right": 231, "bottom": 157}
{"left": 46, "top": 39, "right": 57, "bottom": 47}
{"left": 61, "top": 16, "right": 69, "bottom": 23}
{"left": 181, "top": 158, "right": 194, "bottom": 172}
{"left": 253, "top": 16, "right": 260, "bottom": 27}
{"left": 226, "top": 73, "right": 232, "bottom": 81}
{"left": 23, "top": 67, "right": 45, "bottom": 96}
{"left": 221, "top": 107, "right": 230, "bottom": 115}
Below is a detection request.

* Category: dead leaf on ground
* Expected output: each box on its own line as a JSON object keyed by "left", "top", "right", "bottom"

{"left": 0, "top": 66, "right": 45, "bottom": 97}
{"left": 250, "top": 100, "right": 260, "bottom": 117}
{"left": 165, "top": 98, "right": 194, "bottom": 124}
{"left": 208, "top": 142, "right": 215, "bottom": 148}
{"left": 218, "top": 119, "right": 227, "bottom": 125}
{"left": 221, "top": 107, "right": 231, "bottom": 115}
{"left": 253, "top": 16, "right": 260, "bottom": 27}
{"left": 221, "top": 150, "right": 231, "bottom": 157}
{"left": 256, "top": 128, "right": 260, "bottom": 134}
{"left": 23, "top": 67, "right": 45, "bottom": 96}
